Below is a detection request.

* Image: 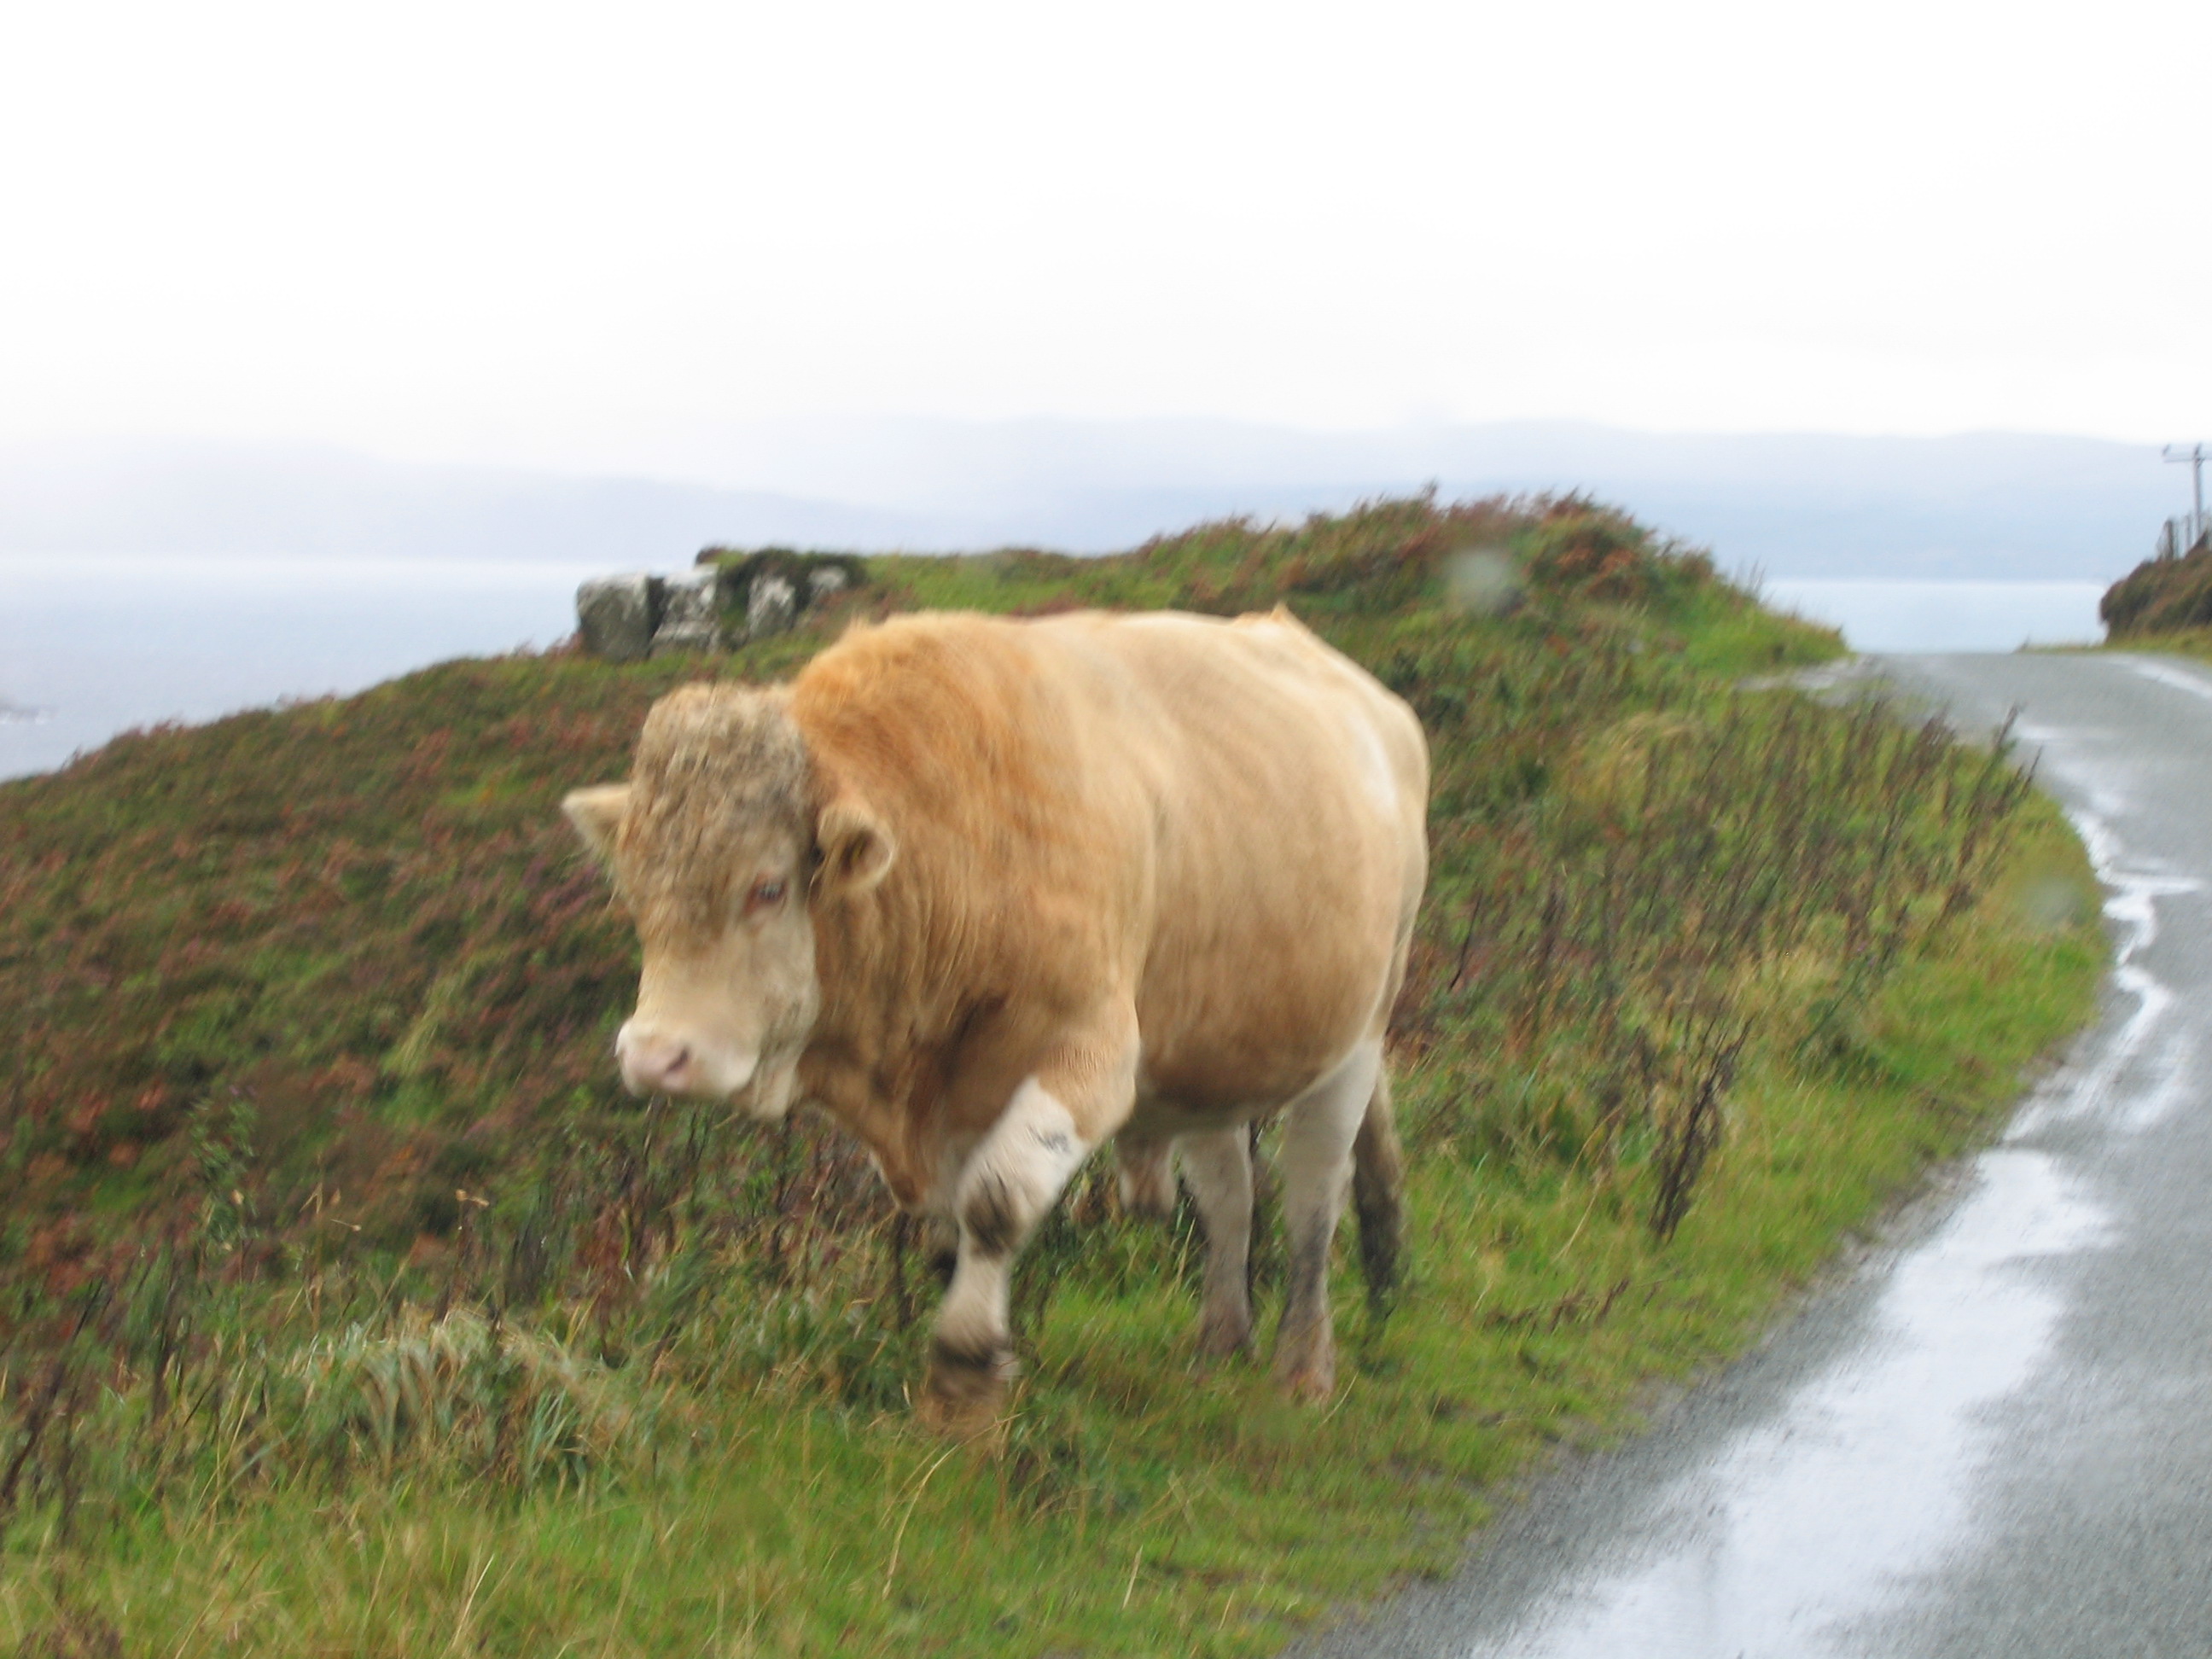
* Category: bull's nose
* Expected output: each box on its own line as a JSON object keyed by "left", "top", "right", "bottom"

{"left": 615, "top": 1022, "right": 695, "bottom": 1095}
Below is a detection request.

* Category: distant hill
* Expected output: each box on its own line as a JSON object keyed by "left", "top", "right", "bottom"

{"left": 0, "top": 439, "right": 937, "bottom": 566}
{"left": 684, "top": 417, "right": 2175, "bottom": 580}
{"left": 0, "top": 422, "right": 2181, "bottom": 579}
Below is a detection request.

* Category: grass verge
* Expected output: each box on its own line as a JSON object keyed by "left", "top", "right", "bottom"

{"left": 2093, "top": 626, "right": 2212, "bottom": 663}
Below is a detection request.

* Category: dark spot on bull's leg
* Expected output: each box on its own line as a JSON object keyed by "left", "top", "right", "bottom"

{"left": 922, "top": 1214, "right": 958, "bottom": 1286}
{"left": 963, "top": 1175, "right": 1020, "bottom": 1260}
{"left": 928, "top": 1331, "right": 1008, "bottom": 1377}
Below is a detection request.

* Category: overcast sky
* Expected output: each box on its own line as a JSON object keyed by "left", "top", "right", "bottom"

{"left": 3, "top": 0, "right": 2207, "bottom": 484}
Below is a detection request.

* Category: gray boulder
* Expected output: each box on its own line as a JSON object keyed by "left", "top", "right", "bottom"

{"left": 650, "top": 571, "right": 722, "bottom": 656}
{"left": 576, "top": 574, "right": 665, "bottom": 662}
{"left": 747, "top": 573, "right": 799, "bottom": 639}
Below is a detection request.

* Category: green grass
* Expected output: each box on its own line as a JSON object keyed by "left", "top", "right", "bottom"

{"left": 2096, "top": 626, "right": 2212, "bottom": 663}
{"left": 0, "top": 496, "right": 2104, "bottom": 1656}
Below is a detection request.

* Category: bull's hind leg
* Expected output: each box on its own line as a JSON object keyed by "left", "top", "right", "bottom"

{"left": 923, "top": 1024, "right": 1138, "bottom": 1434}
{"left": 1351, "top": 1064, "right": 1406, "bottom": 1315}
{"left": 1272, "top": 1039, "right": 1382, "bottom": 1403}
{"left": 1178, "top": 1127, "right": 1255, "bottom": 1356}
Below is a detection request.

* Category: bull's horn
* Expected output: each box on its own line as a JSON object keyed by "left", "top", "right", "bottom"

{"left": 562, "top": 783, "right": 632, "bottom": 863}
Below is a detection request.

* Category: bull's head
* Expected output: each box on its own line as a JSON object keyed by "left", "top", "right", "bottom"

{"left": 562, "top": 684, "right": 893, "bottom": 1117}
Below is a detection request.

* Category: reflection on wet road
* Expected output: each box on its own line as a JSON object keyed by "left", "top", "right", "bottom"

{"left": 1295, "top": 653, "right": 2212, "bottom": 1659}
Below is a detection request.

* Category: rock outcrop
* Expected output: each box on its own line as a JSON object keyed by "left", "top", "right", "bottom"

{"left": 649, "top": 572, "right": 721, "bottom": 657}
{"left": 575, "top": 574, "right": 666, "bottom": 663}
{"left": 744, "top": 573, "right": 797, "bottom": 640}
{"left": 574, "top": 550, "right": 869, "bottom": 661}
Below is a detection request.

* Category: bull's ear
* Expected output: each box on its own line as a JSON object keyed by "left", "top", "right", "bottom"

{"left": 816, "top": 795, "right": 895, "bottom": 895}
{"left": 562, "top": 784, "right": 632, "bottom": 864}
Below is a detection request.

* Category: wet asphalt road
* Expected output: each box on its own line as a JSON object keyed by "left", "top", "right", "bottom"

{"left": 1294, "top": 651, "right": 2212, "bottom": 1659}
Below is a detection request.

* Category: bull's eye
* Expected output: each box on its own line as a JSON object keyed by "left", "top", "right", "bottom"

{"left": 746, "top": 877, "right": 787, "bottom": 914}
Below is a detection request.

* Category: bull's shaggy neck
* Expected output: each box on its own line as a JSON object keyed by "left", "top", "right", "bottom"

{"left": 620, "top": 684, "right": 811, "bottom": 933}
{"left": 790, "top": 616, "right": 1105, "bottom": 1166}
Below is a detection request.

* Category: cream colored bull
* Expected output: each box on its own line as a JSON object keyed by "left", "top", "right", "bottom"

{"left": 563, "top": 607, "right": 1429, "bottom": 1429}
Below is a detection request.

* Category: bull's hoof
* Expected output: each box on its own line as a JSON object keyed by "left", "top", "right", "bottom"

{"left": 1275, "top": 1359, "right": 1336, "bottom": 1405}
{"left": 1272, "top": 1335, "right": 1336, "bottom": 1403}
{"left": 1194, "top": 1306, "right": 1254, "bottom": 1360}
{"left": 919, "top": 1338, "right": 1014, "bottom": 1437}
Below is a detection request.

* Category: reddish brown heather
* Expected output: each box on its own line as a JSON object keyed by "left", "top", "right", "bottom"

{"left": 0, "top": 494, "right": 1766, "bottom": 1283}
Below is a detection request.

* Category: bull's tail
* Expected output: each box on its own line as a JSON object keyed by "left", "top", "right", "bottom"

{"left": 1351, "top": 1062, "right": 1406, "bottom": 1317}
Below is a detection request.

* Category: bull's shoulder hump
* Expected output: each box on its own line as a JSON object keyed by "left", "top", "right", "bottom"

{"left": 801, "top": 608, "right": 1039, "bottom": 677}
{"left": 794, "top": 608, "right": 1420, "bottom": 771}
{"left": 790, "top": 611, "right": 1043, "bottom": 725}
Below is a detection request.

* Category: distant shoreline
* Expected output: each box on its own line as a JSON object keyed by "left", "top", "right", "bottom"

{"left": 0, "top": 425, "right": 2176, "bottom": 580}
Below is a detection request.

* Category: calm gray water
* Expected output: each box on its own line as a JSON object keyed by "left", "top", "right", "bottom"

{"left": 1765, "top": 579, "right": 2106, "bottom": 654}
{"left": 0, "top": 563, "right": 2111, "bottom": 784}
{"left": 0, "top": 555, "right": 602, "bottom": 782}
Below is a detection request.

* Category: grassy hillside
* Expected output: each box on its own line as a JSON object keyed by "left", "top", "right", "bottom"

{"left": 0, "top": 496, "right": 2102, "bottom": 1656}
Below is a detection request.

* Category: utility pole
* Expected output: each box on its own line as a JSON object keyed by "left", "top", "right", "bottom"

{"left": 2166, "top": 443, "right": 2209, "bottom": 548}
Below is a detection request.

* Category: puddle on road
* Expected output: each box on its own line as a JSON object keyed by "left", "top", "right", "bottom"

{"left": 2005, "top": 803, "right": 2199, "bottom": 1141}
{"left": 1464, "top": 1150, "right": 2107, "bottom": 1659}
{"left": 1460, "top": 788, "right": 2187, "bottom": 1659}
{"left": 2121, "top": 657, "right": 2212, "bottom": 703}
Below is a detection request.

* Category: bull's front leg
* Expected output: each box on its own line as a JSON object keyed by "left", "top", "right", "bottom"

{"left": 922, "top": 1022, "right": 1138, "bottom": 1434}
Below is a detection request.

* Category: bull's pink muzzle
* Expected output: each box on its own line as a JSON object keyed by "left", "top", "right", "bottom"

{"left": 615, "top": 1021, "right": 755, "bottom": 1098}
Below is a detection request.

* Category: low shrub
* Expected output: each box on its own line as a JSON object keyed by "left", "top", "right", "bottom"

{"left": 2100, "top": 535, "right": 2212, "bottom": 637}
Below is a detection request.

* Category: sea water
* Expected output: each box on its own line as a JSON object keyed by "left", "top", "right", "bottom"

{"left": 0, "top": 554, "right": 603, "bottom": 782}
{"left": 1763, "top": 579, "right": 2107, "bottom": 655}
{"left": 0, "top": 561, "right": 2117, "bottom": 783}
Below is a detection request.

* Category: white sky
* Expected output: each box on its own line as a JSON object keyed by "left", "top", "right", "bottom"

{"left": 3, "top": 0, "right": 2208, "bottom": 480}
